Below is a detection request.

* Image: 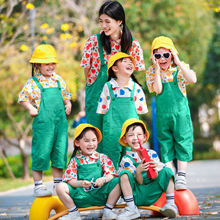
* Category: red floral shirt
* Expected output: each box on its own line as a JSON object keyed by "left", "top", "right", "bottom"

{"left": 81, "top": 34, "right": 145, "bottom": 85}
{"left": 63, "top": 151, "right": 118, "bottom": 182}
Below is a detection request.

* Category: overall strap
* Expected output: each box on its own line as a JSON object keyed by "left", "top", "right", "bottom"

{"left": 107, "top": 82, "right": 115, "bottom": 100}
{"left": 56, "top": 80, "right": 61, "bottom": 90}
{"left": 173, "top": 66, "right": 179, "bottom": 84}
{"left": 96, "top": 33, "right": 105, "bottom": 66}
{"left": 32, "top": 76, "right": 44, "bottom": 91}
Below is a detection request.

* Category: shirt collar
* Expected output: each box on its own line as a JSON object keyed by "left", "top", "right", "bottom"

{"left": 110, "top": 78, "right": 134, "bottom": 91}
{"left": 76, "top": 151, "right": 99, "bottom": 160}
{"left": 35, "top": 72, "right": 58, "bottom": 81}
{"left": 126, "top": 151, "right": 142, "bottom": 162}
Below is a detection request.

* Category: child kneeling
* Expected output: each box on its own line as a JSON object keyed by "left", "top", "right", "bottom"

{"left": 56, "top": 124, "right": 121, "bottom": 220}
{"left": 117, "top": 119, "right": 178, "bottom": 219}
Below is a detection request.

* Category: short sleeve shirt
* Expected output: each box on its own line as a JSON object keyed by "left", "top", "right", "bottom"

{"left": 63, "top": 151, "right": 118, "bottom": 182}
{"left": 96, "top": 78, "right": 148, "bottom": 114}
{"left": 145, "top": 64, "right": 190, "bottom": 97}
{"left": 18, "top": 72, "right": 71, "bottom": 109}
{"left": 81, "top": 34, "right": 145, "bottom": 85}
{"left": 118, "top": 150, "right": 166, "bottom": 175}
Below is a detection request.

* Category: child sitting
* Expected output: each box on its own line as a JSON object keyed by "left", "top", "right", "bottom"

{"left": 117, "top": 118, "right": 178, "bottom": 219}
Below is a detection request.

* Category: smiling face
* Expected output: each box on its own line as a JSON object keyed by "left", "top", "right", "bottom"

{"left": 112, "top": 57, "right": 134, "bottom": 78}
{"left": 154, "top": 47, "right": 172, "bottom": 71}
{"left": 99, "top": 14, "right": 122, "bottom": 38}
{"left": 75, "top": 130, "right": 98, "bottom": 156}
{"left": 37, "top": 63, "right": 56, "bottom": 77}
{"left": 122, "top": 125, "right": 147, "bottom": 151}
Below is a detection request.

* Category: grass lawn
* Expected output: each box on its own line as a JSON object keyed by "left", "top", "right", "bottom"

{"left": 0, "top": 176, "right": 53, "bottom": 192}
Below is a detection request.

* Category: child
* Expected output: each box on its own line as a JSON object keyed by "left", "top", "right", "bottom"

{"left": 146, "top": 36, "right": 197, "bottom": 190}
{"left": 81, "top": 1, "right": 145, "bottom": 133}
{"left": 56, "top": 123, "right": 121, "bottom": 220}
{"left": 18, "top": 44, "right": 72, "bottom": 197}
{"left": 117, "top": 118, "right": 178, "bottom": 219}
{"left": 96, "top": 52, "right": 148, "bottom": 170}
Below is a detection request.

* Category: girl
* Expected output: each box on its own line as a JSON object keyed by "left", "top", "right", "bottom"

{"left": 56, "top": 124, "right": 121, "bottom": 220}
{"left": 18, "top": 44, "right": 72, "bottom": 197}
{"left": 81, "top": 0, "right": 145, "bottom": 135}
{"left": 118, "top": 118, "right": 178, "bottom": 219}
{"left": 96, "top": 52, "right": 148, "bottom": 170}
{"left": 146, "top": 36, "right": 197, "bottom": 190}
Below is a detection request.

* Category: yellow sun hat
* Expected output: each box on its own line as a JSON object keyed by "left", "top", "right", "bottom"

{"left": 29, "top": 44, "right": 58, "bottom": 63}
{"left": 107, "top": 52, "right": 136, "bottom": 75}
{"left": 151, "top": 36, "right": 178, "bottom": 58}
{"left": 119, "top": 118, "right": 150, "bottom": 147}
{"left": 73, "top": 123, "right": 102, "bottom": 145}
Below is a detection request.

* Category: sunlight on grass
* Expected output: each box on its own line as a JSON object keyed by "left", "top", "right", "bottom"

{"left": 0, "top": 176, "right": 53, "bottom": 192}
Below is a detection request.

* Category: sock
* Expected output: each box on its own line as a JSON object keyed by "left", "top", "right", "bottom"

{"left": 177, "top": 170, "right": 186, "bottom": 178}
{"left": 166, "top": 193, "right": 175, "bottom": 204}
{"left": 34, "top": 180, "right": 42, "bottom": 187}
{"left": 124, "top": 195, "right": 136, "bottom": 209}
{"left": 68, "top": 205, "right": 78, "bottom": 213}
{"left": 53, "top": 177, "right": 62, "bottom": 189}
{"left": 104, "top": 203, "right": 114, "bottom": 211}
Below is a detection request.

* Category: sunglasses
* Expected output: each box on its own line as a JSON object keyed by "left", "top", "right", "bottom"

{"left": 84, "top": 178, "right": 100, "bottom": 192}
{"left": 153, "top": 52, "right": 171, "bottom": 60}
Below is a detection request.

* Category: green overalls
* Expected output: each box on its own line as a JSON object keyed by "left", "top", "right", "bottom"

{"left": 31, "top": 77, "right": 68, "bottom": 171}
{"left": 85, "top": 33, "right": 108, "bottom": 133}
{"left": 156, "top": 67, "right": 193, "bottom": 163}
{"left": 67, "top": 155, "right": 119, "bottom": 207}
{"left": 119, "top": 154, "right": 174, "bottom": 206}
{"left": 102, "top": 82, "right": 139, "bottom": 170}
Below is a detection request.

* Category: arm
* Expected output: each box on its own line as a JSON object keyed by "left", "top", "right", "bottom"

{"left": 20, "top": 101, "right": 38, "bottom": 117}
{"left": 64, "top": 99, "right": 72, "bottom": 115}
{"left": 171, "top": 48, "right": 197, "bottom": 84}
{"left": 84, "top": 67, "right": 91, "bottom": 82}
{"left": 152, "top": 56, "right": 163, "bottom": 94}
{"left": 135, "top": 160, "right": 149, "bottom": 184}
{"left": 67, "top": 179, "right": 91, "bottom": 188}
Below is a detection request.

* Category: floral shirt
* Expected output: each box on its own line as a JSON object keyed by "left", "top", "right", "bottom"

{"left": 18, "top": 72, "right": 71, "bottom": 109}
{"left": 145, "top": 64, "right": 190, "bottom": 97}
{"left": 118, "top": 150, "right": 166, "bottom": 175}
{"left": 96, "top": 78, "right": 148, "bottom": 114}
{"left": 81, "top": 34, "right": 145, "bottom": 86}
{"left": 63, "top": 151, "right": 117, "bottom": 182}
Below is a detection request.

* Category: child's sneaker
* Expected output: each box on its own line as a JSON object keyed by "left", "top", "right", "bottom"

{"left": 102, "top": 209, "right": 117, "bottom": 219}
{"left": 117, "top": 206, "right": 140, "bottom": 220}
{"left": 160, "top": 203, "right": 178, "bottom": 218}
{"left": 33, "top": 185, "right": 52, "bottom": 197}
{"left": 175, "top": 176, "right": 187, "bottom": 190}
{"left": 58, "top": 211, "right": 81, "bottom": 220}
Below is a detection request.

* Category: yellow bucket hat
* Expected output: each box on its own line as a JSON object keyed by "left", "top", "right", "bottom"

{"left": 151, "top": 36, "right": 178, "bottom": 58}
{"left": 73, "top": 123, "right": 102, "bottom": 145}
{"left": 119, "top": 118, "right": 150, "bottom": 147}
{"left": 107, "top": 52, "right": 136, "bottom": 75}
{"left": 29, "top": 44, "right": 58, "bottom": 63}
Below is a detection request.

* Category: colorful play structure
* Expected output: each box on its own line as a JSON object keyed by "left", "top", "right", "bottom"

{"left": 29, "top": 188, "right": 200, "bottom": 220}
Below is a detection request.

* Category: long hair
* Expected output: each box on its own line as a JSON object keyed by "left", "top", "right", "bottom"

{"left": 108, "top": 59, "right": 142, "bottom": 87}
{"left": 99, "top": 1, "right": 132, "bottom": 54}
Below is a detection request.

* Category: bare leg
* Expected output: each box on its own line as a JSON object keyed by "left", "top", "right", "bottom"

{"left": 52, "top": 167, "right": 63, "bottom": 178}
{"left": 56, "top": 182, "right": 75, "bottom": 209}
{"left": 177, "top": 160, "right": 187, "bottom": 172}
{"left": 32, "top": 170, "right": 43, "bottom": 182}
{"left": 120, "top": 174, "right": 133, "bottom": 196}
{"left": 106, "top": 184, "right": 121, "bottom": 206}
{"left": 165, "top": 161, "right": 176, "bottom": 174}
{"left": 166, "top": 178, "right": 175, "bottom": 194}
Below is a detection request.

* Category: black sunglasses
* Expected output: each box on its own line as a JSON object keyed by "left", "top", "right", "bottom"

{"left": 153, "top": 52, "right": 171, "bottom": 60}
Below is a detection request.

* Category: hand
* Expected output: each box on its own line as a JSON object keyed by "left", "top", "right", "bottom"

{"left": 65, "top": 101, "right": 72, "bottom": 115}
{"left": 81, "top": 180, "right": 91, "bottom": 188}
{"left": 29, "top": 106, "right": 38, "bottom": 117}
{"left": 94, "top": 177, "right": 106, "bottom": 187}
{"left": 149, "top": 160, "right": 158, "bottom": 179}
{"left": 170, "top": 48, "right": 181, "bottom": 66}
{"left": 152, "top": 56, "right": 160, "bottom": 72}
{"left": 136, "top": 159, "right": 150, "bottom": 174}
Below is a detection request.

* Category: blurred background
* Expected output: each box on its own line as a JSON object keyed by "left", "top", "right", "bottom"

{"left": 0, "top": 0, "right": 219, "bottom": 182}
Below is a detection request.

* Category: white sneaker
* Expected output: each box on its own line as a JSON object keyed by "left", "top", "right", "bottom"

{"left": 102, "top": 209, "right": 117, "bottom": 219}
{"left": 117, "top": 206, "right": 140, "bottom": 220}
{"left": 58, "top": 211, "right": 81, "bottom": 220}
{"left": 160, "top": 203, "right": 178, "bottom": 218}
{"left": 175, "top": 176, "right": 187, "bottom": 190}
{"left": 33, "top": 185, "right": 52, "bottom": 197}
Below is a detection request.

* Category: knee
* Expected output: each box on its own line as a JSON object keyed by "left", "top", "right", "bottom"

{"left": 56, "top": 182, "right": 68, "bottom": 195}
{"left": 120, "top": 173, "right": 129, "bottom": 182}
